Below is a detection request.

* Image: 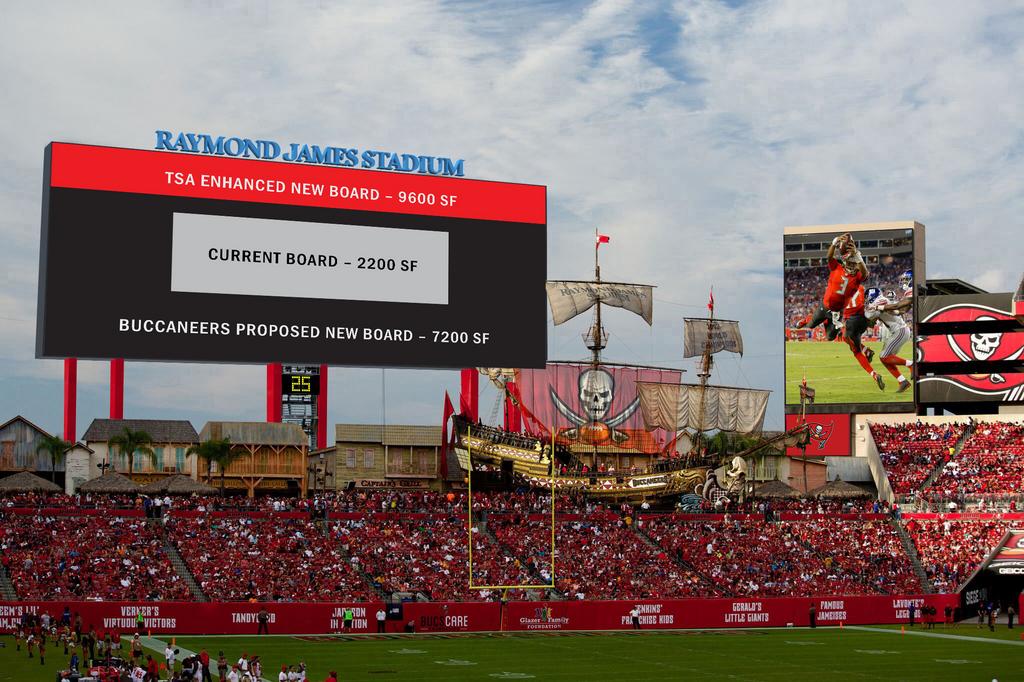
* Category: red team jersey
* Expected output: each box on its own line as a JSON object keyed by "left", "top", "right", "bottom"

{"left": 843, "top": 284, "right": 866, "bottom": 319}
{"left": 823, "top": 258, "right": 864, "bottom": 311}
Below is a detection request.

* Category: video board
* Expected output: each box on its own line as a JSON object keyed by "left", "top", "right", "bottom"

{"left": 36, "top": 143, "right": 547, "bottom": 368}
{"left": 783, "top": 222, "right": 924, "bottom": 413}
{"left": 917, "top": 291, "right": 1024, "bottom": 403}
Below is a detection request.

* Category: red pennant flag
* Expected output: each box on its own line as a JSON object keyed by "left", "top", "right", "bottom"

{"left": 442, "top": 390, "right": 455, "bottom": 444}
{"left": 707, "top": 287, "right": 714, "bottom": 313}
{"left": 596, "top": 233, "right": 610, "bottom": 246}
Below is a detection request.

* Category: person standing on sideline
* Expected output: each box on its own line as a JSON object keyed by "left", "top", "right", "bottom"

{"left": 376, "top": 608, "right": 387, "bottom": 633}
{"left": 1008, "top": 605, "right": 1016, "bottom": 629}
{"left": 343, "top": 608, "right": 354, "bottom": 631}
{"left": 989, "top": 606, "right": 997, "bottom": 632}
{"left": 809, "top": 602, "right": 817, "bottom": 628}
{"left": 199, "top": 648, "right": 212, "bottom": 682}
{"left": 217, "top": 651, "right": 229, "bottom": 680}
{"left": 257, "top": 607, "right": 270, "bottom": 635}
{"left": 908, "top": 603, "right": 915, "bottom": 628}
{"left": 280, "top": 665, "right": 290, "bottom": 682}
{"left": 165, "top": 644, "right": 177, "bottom": 681}
{"left": 630, "top": 607, "right": 641, "bottom": 630}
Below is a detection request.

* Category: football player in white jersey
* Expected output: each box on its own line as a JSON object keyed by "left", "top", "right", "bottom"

{"left": 865, "top": 287, "right": 913, "bottom": 392}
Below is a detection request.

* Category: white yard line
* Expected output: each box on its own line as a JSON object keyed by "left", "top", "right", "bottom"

{"left": 845, "top": 625, "right": 1024, "bottom": 646}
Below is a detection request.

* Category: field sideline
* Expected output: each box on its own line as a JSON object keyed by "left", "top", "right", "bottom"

{"left": 3, "top": 625, "right": 1021, "bottom": 681}
{"left": 785, "top": 339, "right": 914, "bottom": 404}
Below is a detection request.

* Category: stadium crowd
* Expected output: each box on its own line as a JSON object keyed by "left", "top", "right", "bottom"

{"left": 645, "top": 517, "right": 920, "bottom": 597}
{"left": 0, "top": 515, "right": 190, "bottom": 601}
{"left": 784, "top": 257, "right": 911, "bottom": 326}
{"left": 903, "top": 518, "right": 1010, "bottom": 592}
{"left": 871, "top": 421, "right": 965, "bottom": 496}
{"left": 165, "top": 517, "right": 374, "bottom": 602}
{"left": 333, "top": 516, "right": 539, "bottom": 600}
{"left": 490, "top": 518, "right": 711, "bottom": 600}
{"left": 924, "top": 421, "right": 1024, "bottom": 504}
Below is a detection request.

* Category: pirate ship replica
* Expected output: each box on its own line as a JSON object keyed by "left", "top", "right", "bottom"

{"left": 451, "top": 233, "right": 809, "bottom": 503}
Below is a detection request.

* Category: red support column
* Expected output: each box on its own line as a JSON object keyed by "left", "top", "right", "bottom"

{"left": 109, "top": 359, "right": 124, "bottom": 419}
{"left": 317, "top": 364, "right": 328, "bottom": 450}
{"left": 63, "top": 358, "right": 77, "bottom": 442}
{"left": 459, "top": 368, "right": 479, "bottom": 422}
{"left": 266, "top": 363, "right": 282, "bottom": 422}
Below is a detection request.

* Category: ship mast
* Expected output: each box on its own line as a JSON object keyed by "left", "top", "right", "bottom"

{"left": 585, "top": 228, "right": 608, "bottom": 365}
{"left": 692, "top": 290, "right": 715, "bottom": 458}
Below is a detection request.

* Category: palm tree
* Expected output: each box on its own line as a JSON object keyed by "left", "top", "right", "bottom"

{"left": 187, "top": 437, "right": 239, "bottom": 495}
{"left": 36, "top": 434, "right": 73, "bottom": 483}
{"left": 108, "top": 427, "right": 156, "bottom": 475}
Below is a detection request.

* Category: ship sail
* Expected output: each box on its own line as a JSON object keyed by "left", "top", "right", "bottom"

{"left": 682, "top": 318, "right": 744, "bottom": 358}
{"left": 546, "top": 281, "right": 654, "bottom": 326}
{"left": 636, "top": 382, "right": 770, "bottom": 434}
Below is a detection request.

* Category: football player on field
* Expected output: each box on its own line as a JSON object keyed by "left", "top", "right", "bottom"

{"left": 795, "top": 233, "right": 869, "bottom": 334}
{"left": 866, "top": 287, "right": 914, "bottom": 392}
{"left": 844, "top": 283, "right": 885, "bottom": 390}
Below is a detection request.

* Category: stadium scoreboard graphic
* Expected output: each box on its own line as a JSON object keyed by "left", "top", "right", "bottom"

{"left": 917, "top": 291, "right": 1024, "bottom": 403}
{"left": 783, "top": 222, "right": 925, "bottom": 415}
{"left": 36, "top": 142, "right": 547, "bottom": 368}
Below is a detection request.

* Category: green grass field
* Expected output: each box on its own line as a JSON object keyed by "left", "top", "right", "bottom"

{"left": 4, "top": 626, "right": 1022, "bottom": 682}
{"left": 785, "top": 339, "right": 914, "bottom": 405}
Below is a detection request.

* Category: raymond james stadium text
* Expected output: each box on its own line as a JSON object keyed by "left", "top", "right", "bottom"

{"left": 155, "top": 129, "right": 465, "bottom": 176}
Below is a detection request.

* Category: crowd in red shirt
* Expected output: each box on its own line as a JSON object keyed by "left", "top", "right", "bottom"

{"left": 165, "top": 517, "right": 374, "bottom": 602}
{"left": 645, "top": 517, "right": 920, "bottom": 597}
{"left": 490, "top": 518, "right": 712, "bottom": 600}
{"left": 925, "top": 422, "right": 1024, "bottom": 502}
{"left": 0, "top": 515, "right": 189, "bottom": 600}
{"left": 334, "top": 517, "right": 537, "bottom": 600}
{"left": 904, "top": 518, "right": 1010, "bottom": 592}
{"left": 870, "top": 422, "right": 964, "bottom": 496}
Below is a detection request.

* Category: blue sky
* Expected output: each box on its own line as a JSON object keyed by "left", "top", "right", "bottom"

{"left": 1, "top": 0, "right": 1022, "bottom": 437}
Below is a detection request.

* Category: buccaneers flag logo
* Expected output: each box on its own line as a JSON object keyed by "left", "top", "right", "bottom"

{"left": 807, "top": 421, "right": 834, "bottom": 450}
{"left": 918, "top": 303, "right": 1024, "bottom": 400}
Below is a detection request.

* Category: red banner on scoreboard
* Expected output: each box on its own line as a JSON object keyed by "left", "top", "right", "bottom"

{"left": 784, "top": 413, "right": 851, "bottom": 456}
{"left": 518, "top": 363, "right": 682, "bottom": 454}
{"left": 49, "top": 143, "right": 546, "bottom": 224}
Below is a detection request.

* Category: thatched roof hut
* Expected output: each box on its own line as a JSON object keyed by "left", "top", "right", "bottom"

{"left": 76, "top": 472, "right": 140, "bottom": 494}
{"left": 0, "top": 471, "right": 63, "bottom": 493}
{"left": 752, "top": 479, "right": 803, "bottom": 499}
{"left": 807, "top": 478, "right": 871, "bottom": 500}
{"left": 139, "top": 474, "right": 216, "bottom": 496}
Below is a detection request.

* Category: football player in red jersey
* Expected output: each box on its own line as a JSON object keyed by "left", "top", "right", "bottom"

{"left": 844, "top": 283, "right": 885, "bottom": 390}
{"left": 796, "top": 233, "right": 868, "bottom": 332}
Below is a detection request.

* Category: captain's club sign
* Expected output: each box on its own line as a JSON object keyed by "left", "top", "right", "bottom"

{"left": 155, "top": 129, "right": 465, "bottom": 177}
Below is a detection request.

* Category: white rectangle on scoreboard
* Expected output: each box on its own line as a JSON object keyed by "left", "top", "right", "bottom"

{"left": 170, "top": 213, "right": 449, "bottom": 305}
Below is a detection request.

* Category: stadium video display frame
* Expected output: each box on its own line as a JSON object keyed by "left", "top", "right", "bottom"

{"left": 36, "top": 143, "right": 547, "bottom": 369}
{"left": 783, "top": 222, "right": 925, "bottom": 414}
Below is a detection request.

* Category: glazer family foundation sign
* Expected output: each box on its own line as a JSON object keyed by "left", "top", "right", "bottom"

{"left": 36, "top": 142, "right": 546, "bottom": 368}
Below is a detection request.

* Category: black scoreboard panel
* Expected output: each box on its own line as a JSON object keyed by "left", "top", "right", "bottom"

{"left": 37, "top": 143, "right": 547, "bottom": 369}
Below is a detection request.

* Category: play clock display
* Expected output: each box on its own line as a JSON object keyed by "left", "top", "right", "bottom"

{"left": 282, "top": 373, "right": 320, "bottom": 396}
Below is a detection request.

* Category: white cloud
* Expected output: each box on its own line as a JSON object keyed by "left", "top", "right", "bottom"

{"left": 0, "top": 0, "right": 1021, "bottom": 436}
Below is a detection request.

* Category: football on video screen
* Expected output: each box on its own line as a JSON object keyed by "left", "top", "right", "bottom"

{"left": 784, "top": 228, "right": 916, "bottom": 405}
